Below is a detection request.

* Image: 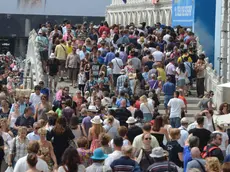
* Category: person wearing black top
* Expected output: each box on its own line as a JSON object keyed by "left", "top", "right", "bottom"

{"left": 0, "top": 135, "right": 4, "bottom": 170}
{"left": 47, "top": 117, "right": 75, "bottom": 165}
{"left": 14, "top": 107, "right": 35, "bottom": 134}
{"left": 188, "top": 116, "right": 211, "bottom": 151}
{"left": 166, "top": 128, "right": 183, "bottom": 168}
{"left": 126, "top": 117, "right": 143, "bottom": 144}
{"left": 115, "top": 99, "right": 132, "bottom": 128}
{"left": 202, "top": 132, "right": 224, "bottom": 163}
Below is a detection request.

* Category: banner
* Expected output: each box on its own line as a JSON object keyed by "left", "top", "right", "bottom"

{"left": 0, "top": 0, "right": 111, "bottom": 17}
{"left": 172, "top": 0, "right": 194, "bottom": 27}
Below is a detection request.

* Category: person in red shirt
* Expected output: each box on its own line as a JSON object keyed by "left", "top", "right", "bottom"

{"left": 178, "top": 89, "right": 187, "bottom": 118}
{"left": 98, "top": 21, "right": 110, "bottom": 37}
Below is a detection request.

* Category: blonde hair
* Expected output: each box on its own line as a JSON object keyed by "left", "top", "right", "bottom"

{"left": 38, "top": 128, "right": 47, "bottom": 135}
{"left": 92, "top": 124, "right": 104, "bottom": 137}
{"left": 169, "top": 128, "right": 180, "bottom": 140}
{"left": 107, "top": 115, "right": 114, "bottom": 124}
{"left": 18, "top": 126, "right": 27, "bottom": 135}
{"left": 140, "top": 95, "right": 148, "bottom": 103}
{"left": 205, "top": 157, "right": 221, "bottom": 172}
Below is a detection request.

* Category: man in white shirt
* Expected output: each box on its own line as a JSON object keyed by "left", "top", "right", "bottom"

{"left": 132, "top": 123, "right": 159, "bottom": 150}
{"left": 168, "top": 91, "right": 185, "bottom": 128}
{"left": 163, "top": 30, "right": 171, "bottom": 44}
{"left": 27, "top": 122, "right": 40, "bottom": 141}
{"left": 152, "top": 46, "right": 164, "bottom": 63}
{"left": 178, "top": 118, "right": 189, "bottom": 147}
{"left": 105, "top": 137, "right": 123, "bottom": 166}
{"left": 29, "top": 85, "right": 41, "bottom": 107}
{"left": 112, "top": 53, "right": 123, "bottom": 86}
{"left": 14, "top": 141, "right": 49, "bottom": 172}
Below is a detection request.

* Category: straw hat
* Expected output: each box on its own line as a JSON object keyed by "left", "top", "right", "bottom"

{"left": 87, "top": 105, "right": 98, "bottom": 112}
{"left": 126, "top": 117, "right": 137, "bottom": 124}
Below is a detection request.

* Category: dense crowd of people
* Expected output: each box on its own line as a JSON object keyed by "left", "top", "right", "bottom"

{"left": 0, "top": 20, "right": 230, "bottom": 172}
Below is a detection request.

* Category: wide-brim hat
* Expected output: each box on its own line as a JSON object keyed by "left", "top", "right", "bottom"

{"left": 91, "top": 148, "right": 108, "bottom": 160}
{"left": 90, "top": 116, "right": 102, "bottom": 124}
{"left": 126, "top": 117, "right": 137, "bottom": 124}
{"left": 150, "top": 147, "right": 168, "bottom": 158}
{"left": 87, "top": 105, "right": 98, "bottom": 112}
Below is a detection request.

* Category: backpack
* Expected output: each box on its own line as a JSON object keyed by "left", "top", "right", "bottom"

{"left": 201, "top": 145, "right": 219, "bottom": 159}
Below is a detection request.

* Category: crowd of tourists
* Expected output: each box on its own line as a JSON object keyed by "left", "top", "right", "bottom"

{"left": 0, "top": 20, "right": 230, "bottom": 172}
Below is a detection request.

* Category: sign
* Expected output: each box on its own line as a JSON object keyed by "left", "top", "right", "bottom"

{"left": 172, "top": 0, "right": 194, "bottom": 27}
{"left": 0, "top": 0, "right": 111, "bottom": 17}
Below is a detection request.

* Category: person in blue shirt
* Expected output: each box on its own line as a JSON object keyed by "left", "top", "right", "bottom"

{"left": 116, "top": 91, "right": 130, "bottom": 107}
{"left": 39, "top": 81, "right": 49, "bottom": 97}
{"left": 97, "top": 50, "right": 104, "bottom": 65}
{"left": 104, "top": 47, "right": 115, "bottom": 65}
{"left": 162, "top": 76, "right": 175, "bottom": 115}
{"left": 183, "top": 136, "right": 200, "bottom": 172}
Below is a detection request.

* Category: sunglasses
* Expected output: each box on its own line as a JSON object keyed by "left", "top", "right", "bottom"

{"left": 24, "top": 97, "right": 29, "bottom": 99}
{"left": 64, "top": 90, "right": 69, "bottom": 91}
{"left": 145, "top": 138, "right": 151, "bottom": 140}
{"left": 35, "top": 127, "right": 40, "bottom": 130}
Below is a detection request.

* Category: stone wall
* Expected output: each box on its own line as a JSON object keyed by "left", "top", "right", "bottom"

{"left": 106, "top": 0, "right": 172, "bottom": 26}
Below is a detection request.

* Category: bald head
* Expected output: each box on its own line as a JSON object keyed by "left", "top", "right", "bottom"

{"left": 191, "top": 147, "right": 201, "bottom": 159}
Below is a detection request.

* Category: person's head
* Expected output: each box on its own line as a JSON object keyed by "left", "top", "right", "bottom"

{"left": 196, "top": 116, "right": 204, "bottom": 126}
{"left": 77, "top": 136, "right": 89, "bottom": 148}
{"left": 190, "top": 147, "right": 201, "bottom": 159}
{"left": 18, "top": 126, "right": 27, "bottom": 139}
{"left": 169, "top": 128, "right": 181, "bottom": 140}
{"left": 134, "top": 110, "right": 144, "bottom": 120}
{"left": 113, "top": 136, "right": 123, "bottom": 150}
{"left": 70, "top": 116, "right": 79, "bottom": 129}
{"left": 24, "top": 107, "right": 33, "bottom": 117}
{"left": 150, "top": 147, "right": 168, "bottom": 162}
{"left": 142, "top": 133, "right": 152, "bottom": 146}
{"left": 62, "top": 147, "right": 81, "bottom": 172}
{"left": 24, "top": 95, "right": 30, "bottom": 103}
{"left": 33, "top": 122, "right": 40, "bottom": 134}
{"left": 118, "top": 126, "right": 128, "bottom": 138}
{"left": 34, "top": 85, "right": 41, "bottom": 95}
{"left": 13, "top": 102, "right": 20, "bottom": 111}
{"left": 174, "top": 91, "right": 180, "bottom": 98}
{"left": 180, "top": 117, "right": 189, "bottom": 128}
{"left": 107, "top": 115, "right": 114, "bottom": 125}
{"left": 38, "top": 81, "right": 44, "bottom": 88}
{"left": 219, "top": 103, "right": 229, "bottom": 114}
{"left": 152, "top": 116, "right": 163, "bottom": 132}
{"left": 27, "top": 153, "right": 38, "bottom": 168}
{"left": 205, "top": 157, "right": 221, "bottom": 172}
{"left": 27, "top": 141, "right": 40, "bottom": 154}
{"left": 1, "top": 99, "right": 8, "bottom": 107}
{"left": 122, "top": 145, "right": 133, "bottom": 157}
{"left": 143, "top": 123, "right": 152, "bottom": 133}
{"left": 99, "top": 133, "right": 111, "bottom": 146}
{"left": 188, "top": 136, "right": 200, "bottom": 148}
{"left": 38, "top": 127, "right": 47, "bottom": 140}
{"left": 54, "top": 117, "right": 67, "bottom": 134}
{"left": 63, "top": 86, "right": 69, "bottom": 96}
{"left": 140, "top": 95, "right": 148, "bottom": 103}
{"left": 120, "top": 99, "right": 127, "bottom": 108}
{"left": 222, "top": 162, "right": 230, "bottom": 172}
{"left": 41, "top": 94, "right": 47, "bottom": 103}
{"left": 210, "top": 132, "right": 222, "bottom": 146}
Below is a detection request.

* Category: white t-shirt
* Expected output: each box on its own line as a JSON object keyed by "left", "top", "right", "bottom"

{"left": 176, "top": 67, "right": 187, "bottom": 80}
{"left": 163, "top": 34, "right": 171, "bottom": 44}
{"left": 152, "top": 51, "right": 164, "bottom": 62}
{"left": 140, "top": 101, "right": 154, "bottom": 114}
{"left": 13, "top": 155, "right": 49, "bottom": 172}
{"left": 168, "top": 98, "right": 185, "bottom": 118}
{"left": 112, "top": 57, "right": 123, "bottom": 74}
{"left": 213, "top": 131, "right": 229, "bottom": 151}
{"left": 178, "top": 126, "right": 189, "bottom": 147}
{"left": 104, "top": 150, "right": 123, "bottom": 166}
{"left": 29, "top": 93, "right": 41, "bottom": 107}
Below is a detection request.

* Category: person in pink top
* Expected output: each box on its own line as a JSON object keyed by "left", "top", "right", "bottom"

{"left": 98, "top": 21, "right": 110, "bottom": 36}
{"left": 55, "top": 87, "right": 63, "bottom": 102}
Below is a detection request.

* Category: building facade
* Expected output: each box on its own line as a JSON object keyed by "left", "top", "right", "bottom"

{"left": 106, "top": 0, "right": 172, "bottom": 26}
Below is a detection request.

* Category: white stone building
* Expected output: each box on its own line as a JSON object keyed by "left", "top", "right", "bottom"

{"left": 106, "top": 0, "right": 172, "bottom": 26}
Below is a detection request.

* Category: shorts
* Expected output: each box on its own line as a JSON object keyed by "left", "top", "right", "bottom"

{"left": 49, "top": 75, "right": 58, "bottom": 83}
{"left": 177, "top": 79, "right": 185, "bottom": 87}
{"left": 59, "top": 59, "right": 66, "bottom": 71}
{"left": 68, "top": 68, "right": 77, "bottom": 80}
{"left": 39, "top": 50, "right": 48, "bottom": 61}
